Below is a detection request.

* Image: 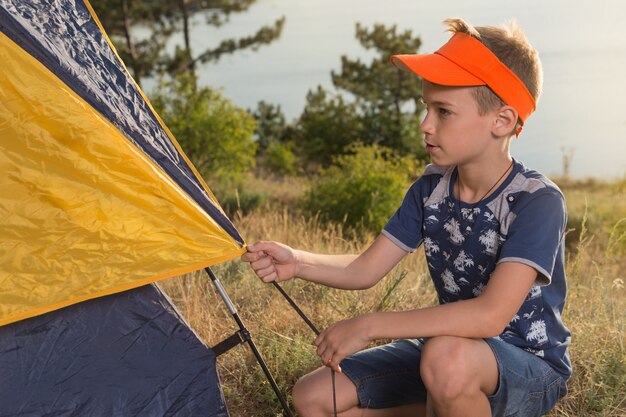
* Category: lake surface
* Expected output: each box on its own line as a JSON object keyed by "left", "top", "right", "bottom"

{"left": 146, "top": 0, "right": 626, "bottom": 179}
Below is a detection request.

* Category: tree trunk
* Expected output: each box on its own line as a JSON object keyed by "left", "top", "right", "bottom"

{"left": 179, "top": 0, "right": 196, "bottom": 77}
{"left": 121, "top": 0, "right": 142, "bottom": 86}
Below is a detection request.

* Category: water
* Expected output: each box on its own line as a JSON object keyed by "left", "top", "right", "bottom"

{"left": 145, "top": 0, "right": 626, "bottom": 179}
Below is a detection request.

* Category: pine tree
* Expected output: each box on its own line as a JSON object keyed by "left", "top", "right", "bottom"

{"left": 90, "top": 0, "right": 284, "bottom": 85}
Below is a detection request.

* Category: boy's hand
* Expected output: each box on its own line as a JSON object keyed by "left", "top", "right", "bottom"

{"left": 241, "top": 241, "right": 298, "bottom": 283}
{"left": 314, "top": 315, "right": 372, "bottom": 373}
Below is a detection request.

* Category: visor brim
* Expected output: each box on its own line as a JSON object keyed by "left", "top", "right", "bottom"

{"left": 391, "top": 54, "right": 485, "bottom": 87}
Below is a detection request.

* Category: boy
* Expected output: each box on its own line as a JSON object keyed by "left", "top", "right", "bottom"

{"left": 242, "top": 18, "right": 571, "bottom": 417}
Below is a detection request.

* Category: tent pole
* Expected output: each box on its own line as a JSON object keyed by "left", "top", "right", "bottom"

{"left": 205, "top": 267, "right": 294, "bottom": 417}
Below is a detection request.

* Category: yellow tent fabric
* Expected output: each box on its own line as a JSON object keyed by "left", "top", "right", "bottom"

{"left": 0, "top": 31, "right": 245, "bottom": 326}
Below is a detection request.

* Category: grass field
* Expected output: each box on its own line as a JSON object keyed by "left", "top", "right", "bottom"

{"left": 160, "top": 175, "right": 625, "bottom": 416}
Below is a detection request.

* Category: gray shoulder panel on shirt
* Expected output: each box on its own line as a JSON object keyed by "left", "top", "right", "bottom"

{"left": 486, "top": 171, "right": 552, "bottom": 236}
{"left": 423, "top": 165, "right": 454, "bottom": 207}
{"left": 423, "top": 163, "right": 450, "bottom": 177}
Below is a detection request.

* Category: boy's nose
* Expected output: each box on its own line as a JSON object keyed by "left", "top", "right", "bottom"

{"left": 420, "top": 111, "right": 435, "bottom": 135}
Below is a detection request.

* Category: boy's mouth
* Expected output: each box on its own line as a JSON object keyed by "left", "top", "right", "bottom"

{"left": 425, "top": 142, "right": 439, "bottom": 152}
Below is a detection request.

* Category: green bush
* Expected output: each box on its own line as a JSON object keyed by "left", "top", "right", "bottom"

{"left": 296, "top": 87, "right": 363, "bottom": 168}
{"left": 219, "top": 188, "right": 268, "bottom": 217}
{"left": 263, "top": 140, "right": 297, "bottom": 175}
{"left": 151, "top": 73, "right": 257, "bottom": 186}
{"left": 301, "top": 143, "right": 422, "bottom": 233}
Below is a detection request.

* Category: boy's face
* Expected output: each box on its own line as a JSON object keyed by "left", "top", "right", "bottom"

{"left": 420, "top": 81, "right": 499, "bottom": 167}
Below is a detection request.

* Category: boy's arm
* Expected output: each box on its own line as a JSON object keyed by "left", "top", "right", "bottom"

{"left": 242, "top": 235, "right": 408, "bottom": 290}
{"left": 316, "top": 261, "right": 537, "bottom": 369}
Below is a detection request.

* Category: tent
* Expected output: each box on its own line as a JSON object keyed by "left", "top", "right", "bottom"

{"left": 0, "top": 1, "right": 292, "bottom": 415}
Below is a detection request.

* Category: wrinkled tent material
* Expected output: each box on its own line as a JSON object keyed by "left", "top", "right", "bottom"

{"left": 0, "top": 0, "right": 246, "bottom": 415}
{"left": 0, "top": 284, "right": 229, "bottom": 417}
{"left": 0, "top": 0, "right": 245, "bottom": 326}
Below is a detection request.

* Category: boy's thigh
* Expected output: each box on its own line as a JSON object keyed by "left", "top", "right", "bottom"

{"left": 485, "top": 337, "right": 568, "bottom": 417}
{"left": 339, "top": 339, "right": 427, "bottom": 409}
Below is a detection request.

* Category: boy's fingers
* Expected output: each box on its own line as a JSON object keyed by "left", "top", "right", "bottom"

{"left": 316, "top": 339, "right": 330, "bottom": 357}
{"left": 246, "top": 242, "right": 259, "bottom": 251}
{"left": 251, "top": 256, "right": 273, "bottom": 271}
{"left": 240, "top": 252, "right": 255, "bottom": 262}
{"left": 241, "top": 250, "right": 268, "bottom": 263}
{"left": 248, "top": 242, "right": 273, "bottom": 254}
{"left": 256, "top": 265, "right": 277, "bottom": 280}
{"left": 261, "top": 273, "right": 278, "bottom": 283}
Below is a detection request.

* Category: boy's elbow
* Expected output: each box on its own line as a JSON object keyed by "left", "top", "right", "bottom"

{"left": 478, "top": 307, "right": 511, "bottom": 338}
{"left": 472, "top": 295, "right": 516, "bottom": 338}
{"left": 480, "top": 323, "right": 506, "bottom": 338}
{"left": 344, "top": 265, "right": 382, "bottom": 290}
{"left": 486, "top": 316, "right": 513, "bottom": 338}
{"left": 470, "top": 319, "right": 502, "bottom": 338}
{"left": 352, "top": 280, "right": 377, "bottom": 290}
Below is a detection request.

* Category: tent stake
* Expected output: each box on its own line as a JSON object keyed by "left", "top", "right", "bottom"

{"left": 205, "top": 267, "right": 294, "bottom": 417}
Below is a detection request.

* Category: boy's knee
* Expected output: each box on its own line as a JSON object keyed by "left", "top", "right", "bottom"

{"left": 420, "top": 336, "right": 479, "bottom": 401}
{"left": 293, "top": 369, "right": 330, "bottom": 416}
{"left": 293, "top": 374, "right": 315, "bottom": 413}
{"left": 294, "top": 367, "right": 360, "bottom": 416}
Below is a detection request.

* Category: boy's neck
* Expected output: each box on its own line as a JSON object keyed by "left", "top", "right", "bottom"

{"left": 456, "top": 154, "right": 514, "bottom": 204}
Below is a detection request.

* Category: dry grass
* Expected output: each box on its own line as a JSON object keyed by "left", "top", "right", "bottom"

{"left": 160, "top": 176, "right": 625, "bottom": 417}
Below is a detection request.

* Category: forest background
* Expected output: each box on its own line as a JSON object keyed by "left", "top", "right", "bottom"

{"left": 91, "top": 1, "right": 624, "bottom": 416}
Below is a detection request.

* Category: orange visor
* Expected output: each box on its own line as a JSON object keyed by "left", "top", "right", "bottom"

{"left": 391, "top": 32, "right": 536, "bottom": 135}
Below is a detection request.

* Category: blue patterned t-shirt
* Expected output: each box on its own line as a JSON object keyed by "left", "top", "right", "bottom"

{"left": 383, "top": 161, "right": 572, "bottom": 379}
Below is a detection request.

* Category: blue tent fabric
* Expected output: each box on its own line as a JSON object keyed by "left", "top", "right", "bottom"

{"left": 1, "top": 2, "right": 244, "bottom": 415}
{"left": 0, "top": 0, "right": 243, "bottom": 245}
{"left": 0, "top": 284, "right": 230, "bottom": 417}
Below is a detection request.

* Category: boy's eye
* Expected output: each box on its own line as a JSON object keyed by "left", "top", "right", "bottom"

{"left": 438, "top": 107, "right": 451, "bottom": 117}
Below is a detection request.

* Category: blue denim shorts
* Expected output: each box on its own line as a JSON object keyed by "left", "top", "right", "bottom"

{"left": 340, "top": 338, "right": 568, "bottom": 417}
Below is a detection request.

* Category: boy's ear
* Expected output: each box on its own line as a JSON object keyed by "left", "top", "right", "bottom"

{"left": 492, "top": 105, "right": 519, "bottom": 136}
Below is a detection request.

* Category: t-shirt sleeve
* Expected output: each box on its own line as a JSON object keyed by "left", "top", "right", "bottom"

{"left": 498, "top": 189, "right": 567, "bottom": 285}
{"left": 382, "top": 181, "right": 424, "bottom": 252}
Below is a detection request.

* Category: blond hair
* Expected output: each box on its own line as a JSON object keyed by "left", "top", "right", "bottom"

{"left": 444, "top": 18, "right": 543, "bottom": 123}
